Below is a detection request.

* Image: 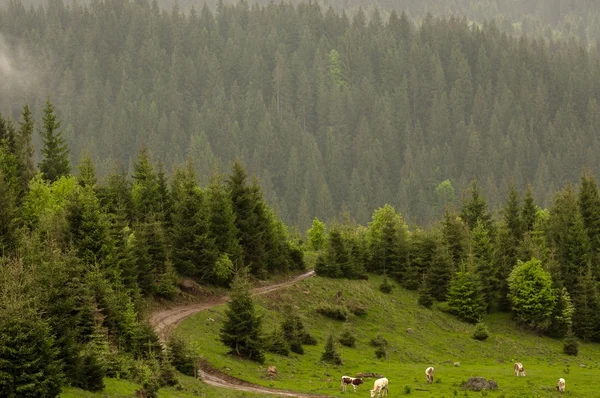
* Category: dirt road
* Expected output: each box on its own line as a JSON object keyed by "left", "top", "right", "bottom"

{"left": 149, "top": 270, "right": 332, "bottom": 397}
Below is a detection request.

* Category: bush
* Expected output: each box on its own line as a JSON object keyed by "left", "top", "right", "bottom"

{"left": 370, "top": 334, "right": 388, "bottom": 348}
{"left": 472, "top": 322, "right": 489, "bottom": 341}
{"left": 167, "top": 335, "right": 197, "bottom": 376}
{"left": 339, "top": 330, "right": 356, "bottom": 348}
{"left": 265, "top": 329, "right": 290, "bottom": 356}
{"left": 380, "top": 276, "right": 393, "bottom": 293}
{"left": 347, "top": 302, "right": 368, "bottom": 316}
{"left": 321, "top": 335, "right": 343, "bottom": 365}
{"left": 316, "top": 303, "right": 349, "bottom": 321}
{"left": 402, "top": 384, "right": 412, "bottom": 394}
{"left": 302, "top": 332, "right": 317, "bottom": 345}
{"left": 375, "top": 345, "right": 387, "bottom": 359}
{"left": 563, "top": 331, "right": 578, "bottom": 356}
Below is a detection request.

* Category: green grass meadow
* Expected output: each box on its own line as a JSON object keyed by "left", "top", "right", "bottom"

{"left": 176, "top": 274, "right": 600, "bottom": 397}
{"left": 61, "top": 374, "right": 267, "bottom": 397}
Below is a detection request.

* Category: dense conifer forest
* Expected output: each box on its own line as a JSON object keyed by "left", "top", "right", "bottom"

{"left": 2, "top": 0, "right": 600, "bottom": 227}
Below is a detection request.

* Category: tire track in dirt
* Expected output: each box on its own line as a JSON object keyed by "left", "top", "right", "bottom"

{"left": 150, "top": 270, "right": 332, "bottom": 397}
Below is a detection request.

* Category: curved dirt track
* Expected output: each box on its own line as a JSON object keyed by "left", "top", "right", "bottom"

{"left": 150, "top": 270, "right": 333, "bottom": 397}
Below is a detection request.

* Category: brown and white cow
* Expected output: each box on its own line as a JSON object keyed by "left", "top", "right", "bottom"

{"left": 513, "top": 362, "right": 526, "bottom": 376}
{"left": 556, "top": 378, "right": 566, "bottom": 392}
{"left": 340, "top": 375, "right": 363, "bottom": 392}
{"left": 370, "top": 377, "right": 388, "bottom": 397}
{"left": 425, "top": 366, "right": 434, "bottom": 384}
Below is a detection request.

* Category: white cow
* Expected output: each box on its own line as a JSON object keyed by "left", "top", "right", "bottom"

{"left": 513, "top": 362, "right": 526, "bottom": 376}
{"left": 556, "top": 378, "right": 566, "bottom": 392}
{"left": 370, "top": 377, "right": 388, "bottom": 397}
{"left": 425, "top": 366, "right": 434, "bottom": 384}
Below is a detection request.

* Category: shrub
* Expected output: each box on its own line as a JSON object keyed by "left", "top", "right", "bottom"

{"left": 339, "top": 330, "right": 356, "bottom": 348}
{"left": 265, "top": 329, "right": 290, "bottom": 356}
{"left": 302, "top": 332, "right": 317, "bottom": 345}
{"left": 321, "top": 335, "right": 343, "bottom": 365}
{"left": 167, "top": 335, "right": 197, "bottom": 376}
{"left": 380, "top": 276, "right": 393, "bottom": 293}
{"left": 563, "top": 331, "right": 579, "bottom": 356}
{"left": 370, "top": 334, "right": 388, "bottom": 348}
{"left": 472, "top": 322, "right": 489, "bottom": 341}
{"left": 375, "top": 345, "right": 387, "bottom": 359}
{"left": 402, "top": 384, "right": 412, "bottom": 394}
{"left": 347, "top": 302, "right": 368, "bottom": 316}
{"left": 316, "top": 303, "right": 349, "bottom": 321}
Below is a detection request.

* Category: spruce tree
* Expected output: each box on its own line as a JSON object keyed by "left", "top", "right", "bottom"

{"left": 502, "top": 183, "right": 523, "bottom": 243}
{"left": 219, "top": 267, "right": 265, "bottom": 362}
{"left": 460, "top": 180, "right": 493, "bottom": 232}
{"left": 77, "top": 153, "right": 97, "bottom": 188}
{"left": 368, "top": 204, "right": 409, "bottom": 279}
{"left": 207, "top": 174, "right": 242, "bottom": 267}
{"left": 39, "top": 99, "right": 71, "bottom": 183}
{"left": 447, "top": 258, "right": 486, "bottom": 323}
{"left": 321, "top": 335, "right": 342, "bottom": 365}
{"left": 0, "top": 170, "right": 18, "bottom": 255}
{"left": 425, "top": 238, "right": 454, "bottom": 301}
{"left": 472, "top": 220, "right": 498, "bottom": 311}
{"left": 15, "top": 105, "right": 35, "bottom": 197}
{"left": 170, "top": 165, "right": 216, "bottom": 280}
{"left": 572, "top": 266, "right": 600, "bottom": 341}
{"left": 521, "top": 184, "right": 537, "bottom": 233}
{"left": 132, "top": 148, "right": 161, "bottom": 223}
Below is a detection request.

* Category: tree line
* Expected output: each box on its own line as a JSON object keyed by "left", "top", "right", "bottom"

{"left": 313, "top": 175, "right": 600, "bottom": 346}
{"left": 2, "top": 0, "right": 600, "bottom": 228}
{"left": 0, "top": 101, "right": 303, "bottom": 396}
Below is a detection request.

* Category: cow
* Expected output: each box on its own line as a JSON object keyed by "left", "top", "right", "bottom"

{"left": 425, "top": 366, "right": 434, "bottom": 384}
{"left": 340, "top": 375, "right": 363, "bottom": 392}
{"left": 370, "top": 377, "right": 389, "bottom": 397}
{"left": 556, "top": 378, "right": 566, "bottom": 392}
{"left": 513, "top": 362, "right": 526, "bottom": 376}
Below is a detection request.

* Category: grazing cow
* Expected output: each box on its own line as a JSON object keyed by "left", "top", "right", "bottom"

{"left": 556, "top": 378, "right": 566, "bottom": 392}
{"left": 340, "top": 376, "right": 363, "bottom": 392}
{"left": 513, "top": 362, "right": 526, "bottom": 376}
{"left": 425, "top": 366, "right": 435, "bottom": 384}
{"left": 370, "top": 377, "right": 389, "bottom": 397}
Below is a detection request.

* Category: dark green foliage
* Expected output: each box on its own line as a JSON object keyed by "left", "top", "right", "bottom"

{"left": 39, "top": 99, "right": 70, "bottom": 183}
{"left": 368, "top": 204, "right": 409, "bottom": 279}
{"left": 77, "top": 153, "right": 97, "bottom": 188}
{"left": 521, "top": 185, "right": 537, "bottom": 233}
{"left": 473, "top": 322, "right": 490, "bottom": 341}
{"left": 375, "top": 345, "right": 387, "bottom": 359}
{"left": 0, "top": 260, "right": 64, "bottom": 398}
{"left": 265, "top": 328, "right": 290, "bottom": 356}
{"left": 418, "top": 276, "right": 434, "bottom": 308}
{"left": 219, "top": 268, "right": 265, "bottom": 363}
{"left": 447, "top": 262, "right": 486, "bottom": 324}
{"left": 425, "top": 238, "right": 455, "bottom": 301}
{"left": 321, "top": 335, "right": 342, "bottom": 365}
{"left": 461, "top": 181, "right": 493, "bottom": 232}
{"left": 471, "top": 220, "right": 498, "bottom": 311}
{"left": 572, "top": 266, "right": 600, "bottom": 341}
{"left": 280, "top": 306, "right": 315, "bottom": 354}
{"left": 132, "top": 149, "right": 162, "bottom": 223}
{"left": 0, "top": 170, "right": 18, "bottom": 254}
{"left": 339, "top": 330, "right": 356, "bottom": 348}
{"left": 77, "top": 351, "right": 106, "bottom": 392}
{"left": 563, "top": 331, "right": 579, "bottom": 356}
{"left": 170, "top": 165, "right": 216, "bottom": 280}
{"left": 347, "top": 302, "right": 368, "bottom": 316}
{"left": 316, "top": 303, "right": 349, "bottom": 321}
{"left": 167, "top": 336, "right": 197, "bottom": 376}
{"left": 370, "top": 334, "right": 388, "bottom": 348}
{"left": 548, "top": 288, "right": 575, "bottom": 339}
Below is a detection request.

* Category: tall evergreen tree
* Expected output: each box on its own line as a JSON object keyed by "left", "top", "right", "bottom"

{"left": 460, "top": 180, "right": 493, "bottom": 232}
{"left": 39, "top": 99, "right": 71, "bottom": 183}
{"left": 15, "top": 105, "right": 35, "bottom": 197}
{"left": 521, "top": 184, "right": 537, "bottom": 233}
{"left": 472, "top": 220, "right": 498, "bottom": 311}
{"left": 446, "top": 258, "right": 486, "bottom": 323}
{"left": 219, "top": 267, "right": 265, "bottom": 363}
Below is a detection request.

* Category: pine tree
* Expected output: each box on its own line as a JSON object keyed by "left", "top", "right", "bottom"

{"left": 15, "top": 105, "right": 35, "bottom": 197}
{"left": 564, "top": 213, "right": 591, "bottom": 294}
{"left": 472, "top": 220, "right": 498, "bottom": 311}
{"left": 219, "top": 267, "right": 265, "bottom": 363}
{"left": 321, "top": 335, "right": 342, "bottom": 365}
{"left": 425, "top": 238, "right": 454, "bottom": 301}
{"left": 447, "top": 259, "right": 486, "bottom": 323}
{"left": 207, "top": 174, "right": 242, "bottom": 267}
{"left": 578, "top": 171, "right": 600, "bottom": 268}
{"left": 77, "top": 153, "right": 97, "bottom": 188}
{"left": 132, "top": 148, "right": 161, "bottom": 223}
{"left": 0, "top": 170, "right": 18, "bottom": 255}
{"left": 170, "top": 165, "right": 216, "bottom": 280}
{"left": 460, "top": 180, "right": 493, "bottom": 232}
{"left": 0, "top": 260, "right": 64, "bottom": 397}
{"left": 572, "top": 266, "right": 600, "bottom": 341}
{"left": 39, "top": 99, "right": 71, "bottom": 183}
{"left": 368, "top": 204, "right": 409, "bottom": 280}
{"left": 502, "top": 183, "right": 523, "bottom": 243}
{"left": 418, "top": 275, "right": 434, "bottom": 308}
{"left": 521, "top": 184, "right": 537, "bottom": 233}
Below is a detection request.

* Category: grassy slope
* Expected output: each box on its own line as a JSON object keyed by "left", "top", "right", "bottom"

{"left": 61, "top": 375, "right": 267, "bottom": 397}
{"left": 177, "top": 274, "right": 600, "bottom": 397}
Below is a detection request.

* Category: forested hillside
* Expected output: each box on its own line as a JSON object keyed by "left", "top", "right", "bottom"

{"left": 2, "top": 0, "right": 600, "bottom": 229}
{"left": 0, "top": 101, "right": 303, "bottom": 396}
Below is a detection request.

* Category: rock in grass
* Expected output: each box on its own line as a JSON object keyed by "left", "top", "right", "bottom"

{"left": 463, "top": 377, "right": 498, "bottom": 391}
